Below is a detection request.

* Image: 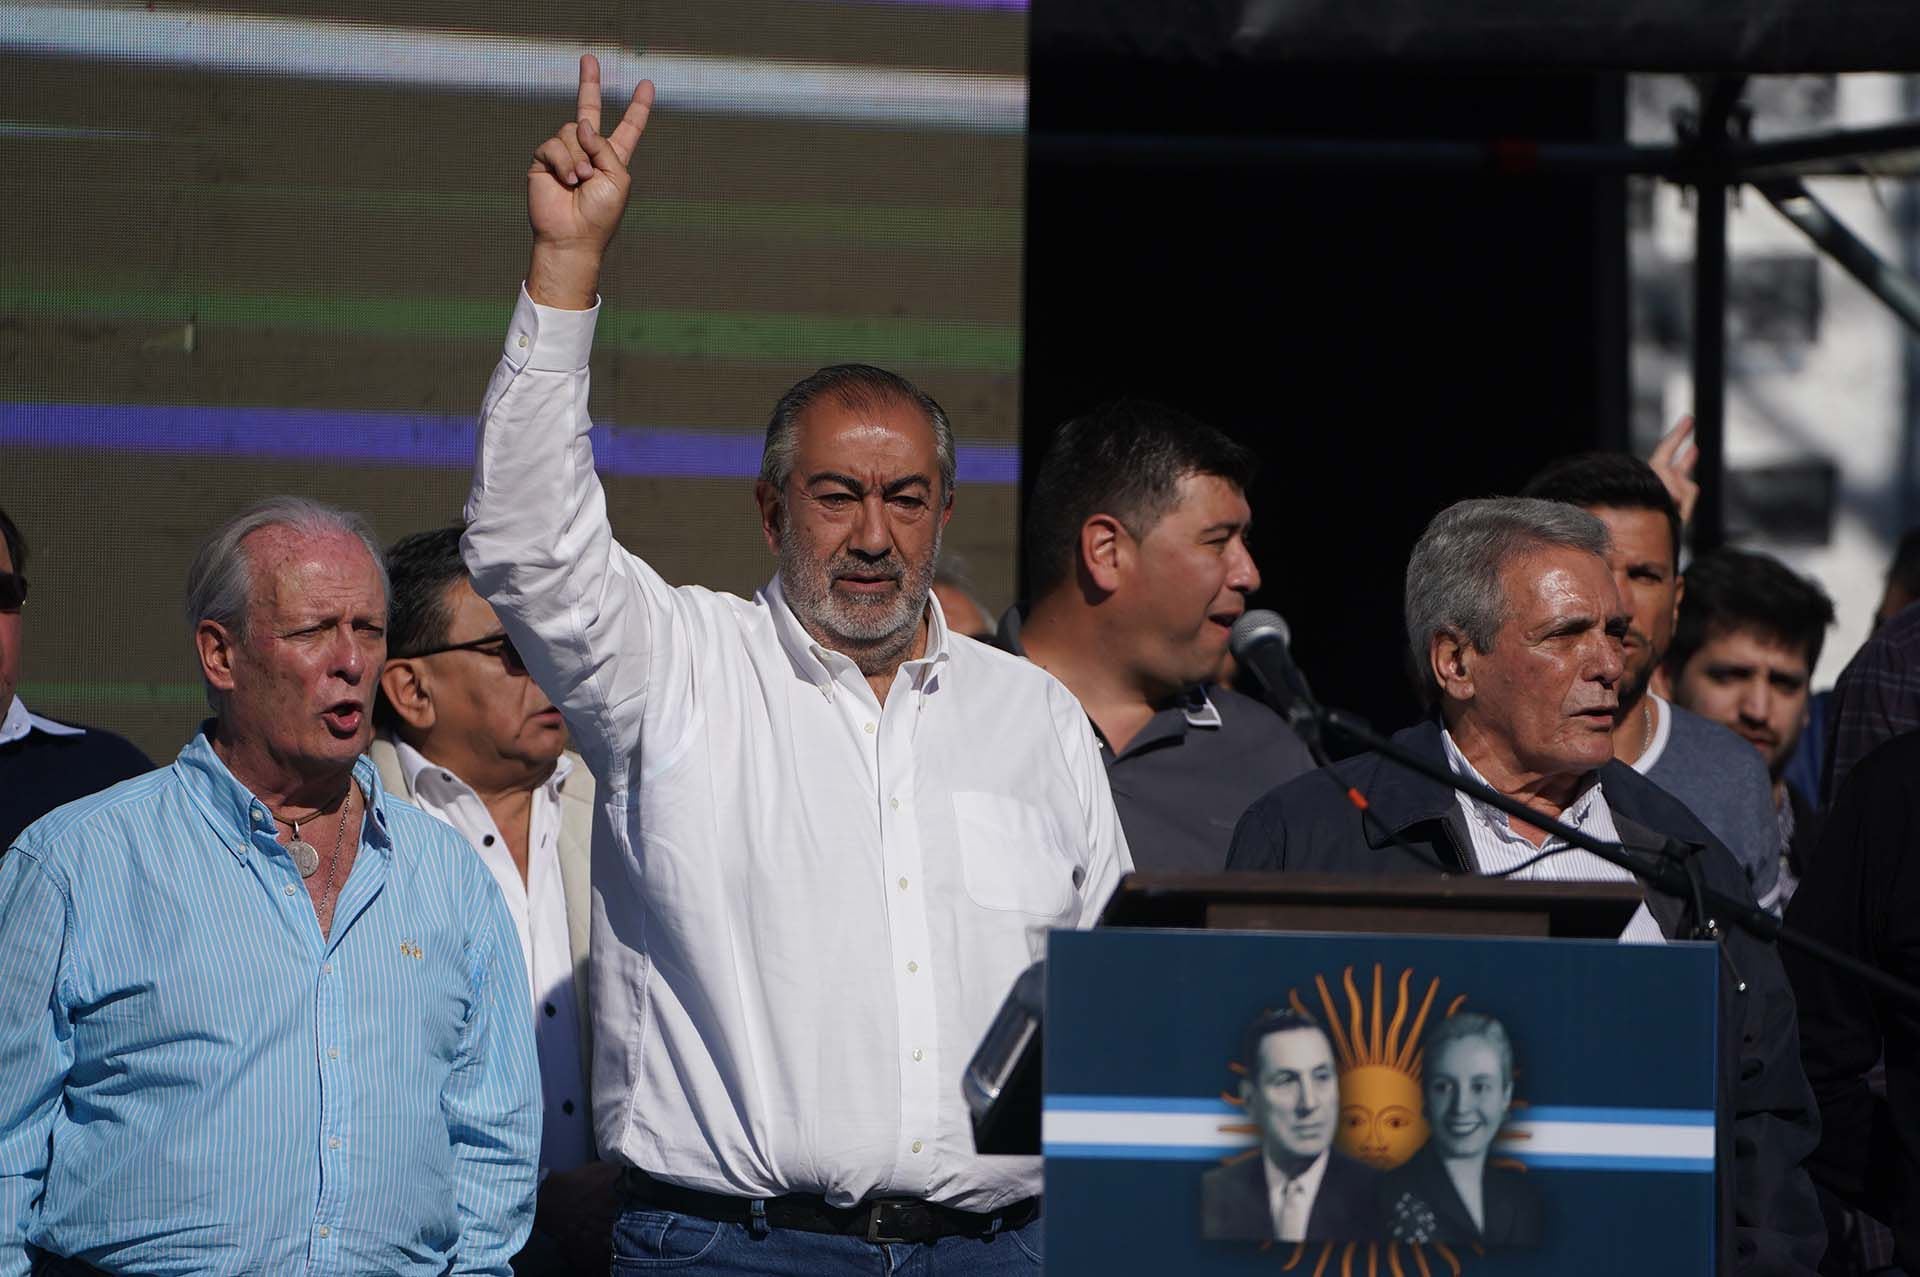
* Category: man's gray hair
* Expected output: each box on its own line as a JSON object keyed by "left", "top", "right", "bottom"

{"left": 760, "top": 364, "right": 957, "bottom": 503}
{"left": 1404, "top": 497, "right": 1612, "bottom": 705}
{"left": 185, "top": 496, "right": 387, "bottom": 709}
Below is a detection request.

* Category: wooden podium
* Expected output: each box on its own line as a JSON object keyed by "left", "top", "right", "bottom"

{"left": 1099, "top": 871, "right": 1645, "bottom": 938}
{"left": 1007, "top": 874, "right": 1722, "bottom": 1276}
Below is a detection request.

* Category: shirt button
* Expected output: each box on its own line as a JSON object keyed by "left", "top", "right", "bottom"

{"left": 483, "top": 834, "right": 496, "bottom": 847}
{"left": 889, "top": 797, "right": 900, "bottom": 811}
{"left": 328, "top": 1137, "right": 340, "bottom": 1150}
{"left": 911, "top": 1047, "right": 924, "bottom": 1062}
{"left": 907, "top": 961, "right": 918, "bottom": 974}
{"left": 284, "top": 884, "right": 297, "bottom": 896}
{"left": 562, "top": 1100, "right": 575, "bottom": 1116}
{"left": 323, "top": 963, "right": 333, "bottom": 975}
{"left": 544, "top": 1002, "right": 557, "bottom": 1018}
{"left": 911, "top": 1140, "right": 923, "bottom": 1154}
{"left": 897, "top": 877, "right": 909, "bottom": 891}
{"left": 328, "top": 1047, "right": 339, "bottom": 1060}
{"left": 317, "top": 1225, "right": 330, "bottom": 1238}
{"left": 864, "top": 722, "right": 876, "bottom": 734}
{"left": 516, "top": 334, "right": 529, "bottom": 349}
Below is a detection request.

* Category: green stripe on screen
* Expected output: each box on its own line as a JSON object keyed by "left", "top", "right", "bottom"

{"left": 21, "top": 681, "right": 208, "bottom": 708}
{"left": 106, "top": 183, "right": 1021, "bottom": 252}
{"left": 0, "top": 286, "right": 1020, "bottom": 370}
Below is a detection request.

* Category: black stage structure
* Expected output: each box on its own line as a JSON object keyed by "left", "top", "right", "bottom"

{"left": 1022, "top": 2, "right": 1920, "bottom": 736}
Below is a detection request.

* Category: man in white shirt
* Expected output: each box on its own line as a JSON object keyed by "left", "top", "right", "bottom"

{"left": 371, "top": 526, "right": 613, "bottom": 1274}
{"left": 1200, "top": 1012, "right": 1380, "bottom": 1243}
{"left": 461, "top": 56, "right": 1131, "bottom": 1273}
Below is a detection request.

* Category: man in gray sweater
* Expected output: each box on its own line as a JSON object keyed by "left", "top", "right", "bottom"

{"left": 1521, "top": 453, "right": 1780, "bottom": 907}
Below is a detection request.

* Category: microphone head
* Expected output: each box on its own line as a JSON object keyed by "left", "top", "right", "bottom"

{"left": 1230, "top": 609, "right": 1291, "bottom": 661}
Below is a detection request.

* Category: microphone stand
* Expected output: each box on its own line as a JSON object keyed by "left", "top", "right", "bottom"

{"left": 1299, "top": 699, "right": 1920, "bottom": 1014}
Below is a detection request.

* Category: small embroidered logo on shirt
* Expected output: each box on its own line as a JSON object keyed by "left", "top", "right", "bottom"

{"left": 400, "top": 941, "right": 423, "bottom": 960}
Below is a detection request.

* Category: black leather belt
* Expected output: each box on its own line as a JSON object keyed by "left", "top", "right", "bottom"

{"left": 621, "top": 1169, "right": 1039, "bottom": 1244}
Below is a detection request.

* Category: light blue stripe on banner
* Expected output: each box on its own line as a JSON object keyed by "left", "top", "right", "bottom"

{"left": 1044, "top": 1095, "right": 1238, "bottom": 1115}
{"left": 1519, "top": 1106, "right": 1714, "bottom": 1127}
{"left": 1044, "top": 1144, "right": 1242, "bottom": 1162}
{"left": 1513, "top": 1154, "right": 1714, "bottom": 1173}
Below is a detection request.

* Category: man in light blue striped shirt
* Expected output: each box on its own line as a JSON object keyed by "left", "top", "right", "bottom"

{"left": 0, "top": 497, "right": 540, "bottom": 1277}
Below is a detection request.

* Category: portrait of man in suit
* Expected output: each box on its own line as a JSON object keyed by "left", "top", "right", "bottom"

{"left": 1202, "top": 1010, "right": 1382, "bottom": 1242}
{"left": 1383, "top": 1012, "right": 1543, "bottom": 1249}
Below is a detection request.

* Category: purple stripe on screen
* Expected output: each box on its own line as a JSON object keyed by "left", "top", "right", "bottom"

{"left": 0, "top": 402, "right": 1021, "bottom": 483}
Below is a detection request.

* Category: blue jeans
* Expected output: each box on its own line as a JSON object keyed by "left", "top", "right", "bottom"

{"left": 610, "top": 1205, "right": 1044, "bottom": 1275}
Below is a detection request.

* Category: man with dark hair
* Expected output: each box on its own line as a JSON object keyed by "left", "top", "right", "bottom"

{"left": 373, "top": 527, "right": 612, "bottom": 1275}
{"left": 1872, "top": 526, "right": 1920, "bottom": 630}
{"left": 1003, "top": 400, "right": 1312, "bottom": 871}
{"left": 1227, "top": 497, "right": 1825, "bottom": 1275}
{"left": 1520, "top": 453, "right": 1780, "bottom": 906}
{"left": 1201, "top": 1011, "right": 1378, "bottom": 1242}
{"left": 461, "top": 57, "right": 1128, "bottom": 1273}
{"left": 0, "top": 505, "right": 151, "bottom": 853}
{"left": 1661, "top": 548, "right": 1834, "bottom": 906}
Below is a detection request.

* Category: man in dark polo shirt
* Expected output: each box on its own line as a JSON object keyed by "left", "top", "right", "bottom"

{"left": 0, "top": 505, "right": 151, "bottom": 852}
{"left": 1001, "top": 399, "right": 1312, "bottom": 871}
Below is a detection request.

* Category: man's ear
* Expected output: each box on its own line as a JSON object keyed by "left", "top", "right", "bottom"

{"left": 378, "top": 660, "right": 436, "bottom": 734}
{"left": 1079, "top": 514, "right": 1129, "bottom": 595}
{"left": 1430, "top": 629, "right": 1477, "bottom": 703}
{"left": 755, "top": 479, "right": 783, "bottom": 554}
{"left": 196, "top": 619, "right": 240, "bottom": 700}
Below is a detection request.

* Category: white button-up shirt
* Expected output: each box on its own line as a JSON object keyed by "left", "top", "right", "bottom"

{"left": 392, "top": 742, "right": 591, "bottom": 1174}
{"left": 1439, "top": 729, "right": 1664, "bottom": 943}
{"left": 0, "top": 697, "right": 83, "bottom": 746}
{"left": 462, "top": 288, "right": 1132, "bottom": 1211}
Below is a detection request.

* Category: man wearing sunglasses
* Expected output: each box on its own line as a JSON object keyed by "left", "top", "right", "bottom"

{"left": 0, "top": 505, "right": 151, "bottom": 853}
{"left": 372, "top": 526, "right": 612, "bottom": 1276}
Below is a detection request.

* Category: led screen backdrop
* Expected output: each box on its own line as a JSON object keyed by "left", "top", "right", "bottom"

{"left": 0, "top": 0, "right": 1026, "bottom": 760}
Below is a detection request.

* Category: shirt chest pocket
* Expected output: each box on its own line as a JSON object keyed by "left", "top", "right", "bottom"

{"left": 951, "top": 791, "right": 1077, "bottom": 917}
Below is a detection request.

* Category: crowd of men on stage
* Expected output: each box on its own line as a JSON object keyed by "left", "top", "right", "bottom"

{"left": 2, "top": 53, "right": 1917, "bottom": 1277}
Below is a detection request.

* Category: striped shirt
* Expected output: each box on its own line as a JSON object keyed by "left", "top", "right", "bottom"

{"left": 1438, "top": 729, "right": 1665, "bottom": 943}
{"left": 0, "top": 730, "right": 541, "bottom": 1277}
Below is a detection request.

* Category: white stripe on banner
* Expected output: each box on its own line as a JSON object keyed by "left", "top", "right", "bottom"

{"left": 0, "top": 2, "right": 1027, "bottom": 134}
{"left": 1042, "top": 1097, "right": 1714, "bottom": 1173}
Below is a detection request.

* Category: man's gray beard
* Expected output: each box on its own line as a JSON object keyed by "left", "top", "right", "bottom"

{"left": 778, "top": 531, "right": 941, "bottom": 675}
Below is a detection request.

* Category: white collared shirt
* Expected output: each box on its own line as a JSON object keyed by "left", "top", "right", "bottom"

{"left": 0, "top": 696, "right": 85, "bottom": 746}
{"left": 1438, "top": 730, "right": 1665, "bottom": 943}
{"left": 393, "top": 741, "right": 591, "bottom": 1174}
{"left": 1265, "top": 1147, "right": 1330, "bottom": 1241}
{"left": 462, "top": 287, "right": 1132, "bottom": 1211}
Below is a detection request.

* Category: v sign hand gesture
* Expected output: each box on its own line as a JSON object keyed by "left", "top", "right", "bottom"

{"left": 527, "top": 54, "right": 655, "bottom": 310}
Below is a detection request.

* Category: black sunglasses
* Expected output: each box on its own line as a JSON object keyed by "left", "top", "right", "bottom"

{"left": 0, "top": 572, "right": 26, "bottom": 613}
{"left": 398, "top": 631, "right": 527, "bottom": 675}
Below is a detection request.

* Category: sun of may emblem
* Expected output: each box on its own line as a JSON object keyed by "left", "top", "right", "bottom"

{"left": 1217, "top": 963, "right": 1533, "bottom": 1277}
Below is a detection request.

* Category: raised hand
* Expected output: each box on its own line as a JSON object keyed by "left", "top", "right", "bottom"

{"left": 1648, "top": 415, "right": 1699, "bottom": 528}
{"left": 527, "top": 53, "right": 654, "bottom": 309}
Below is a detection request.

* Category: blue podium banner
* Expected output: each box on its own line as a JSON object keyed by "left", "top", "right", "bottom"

{"left": 1043, "top": 928, "right": 1720, "bottom": 1276}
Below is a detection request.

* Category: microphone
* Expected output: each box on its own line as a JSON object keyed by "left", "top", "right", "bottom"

{"left": 1229, "top": 609, "right": 1318, "bottom": 735}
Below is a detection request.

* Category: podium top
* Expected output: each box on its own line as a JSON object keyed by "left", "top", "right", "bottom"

{"left": 1099, "top": 871, "right": 1645, "bottom": 940}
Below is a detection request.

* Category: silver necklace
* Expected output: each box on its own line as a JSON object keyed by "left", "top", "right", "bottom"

{"left": 276, "top": 787, "right": 352, "bottom": 879}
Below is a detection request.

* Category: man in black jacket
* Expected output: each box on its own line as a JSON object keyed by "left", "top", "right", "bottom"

{"left": 1226, "top": 496, "right": 1825, "bottom": 1275}
{"left": 1782, "top": 729, "right": 1920, "bottom": 1272}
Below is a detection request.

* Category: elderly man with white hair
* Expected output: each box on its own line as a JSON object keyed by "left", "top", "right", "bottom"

{"left": 1227, "top": 496, "right": 1825, "bottom": 1275}
{"left": 0, "top": 496, "right": 540, "bottom": 1277}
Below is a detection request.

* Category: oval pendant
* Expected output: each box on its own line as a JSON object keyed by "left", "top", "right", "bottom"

{"left": 288, "top": 838, "right": 321, "bottom": 878}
